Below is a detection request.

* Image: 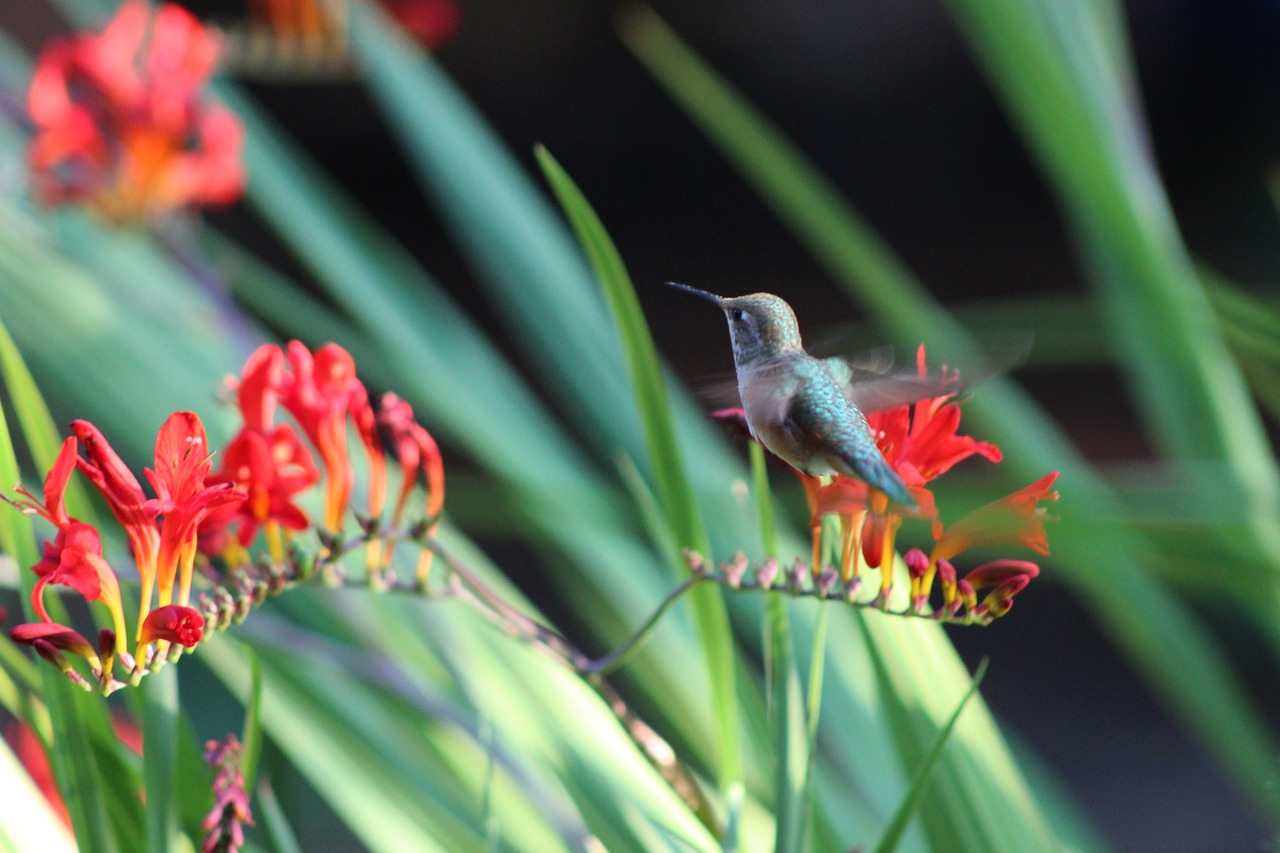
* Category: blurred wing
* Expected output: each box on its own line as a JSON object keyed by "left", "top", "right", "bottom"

{"left": 693, "top": 371, "right": 744, "bottom": 410}
{"left": 824, "top": 338, "right": 1029, "bottom": 413}
{"left": 832, "top": 364, "right": 965, "bottom": 413}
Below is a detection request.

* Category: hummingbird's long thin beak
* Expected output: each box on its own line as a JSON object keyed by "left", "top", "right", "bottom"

{"left": 666, "top": 281, "right": 725, "bottom": 306}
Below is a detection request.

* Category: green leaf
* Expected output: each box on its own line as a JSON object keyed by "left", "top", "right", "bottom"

{"left": 534, "top": 145, "right": 742, "bottom": 795}
{"left": 240, "top": 646, "right": 264, "bottom": 792}
{"left": 873, "top": 660, "right": 988, "bottom": 853}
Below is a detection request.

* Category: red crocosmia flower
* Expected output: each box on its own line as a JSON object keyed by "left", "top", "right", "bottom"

{"left": 26, "top": 0, "right": 244, "bottom": 220}
{"left": 139, "top": 604, "right": 204, "bottom": 647}
{"left": 378, "top": 393, "right": 444, "bottom": 579}
{"left": 211, "top": 426, "right": 317, "bottom": 548}
{"left": 13, "top": 435, "right": 77, "bottom": 530}
{"left": 74, "top": 414, "right": 244, "bottom": 651}
{"left": 806, "top": 346, "right": 1001, "bottom": 593}
{"left": 15, "top": 435, "right": 129, "bottom": 643}
{"left": 279, "top": 342, "right": 382, "bottom": 532}
{"left": 144, "top": 412, "right": 246, "bottom": 608}
{"left": 234, "top": 343, "right": 285, "bottom": 434}
{"left": 379, "top": 393, "right": 444, "bottom": 524}
{"left": 201, "top": 344, "right": 321, "bottom": 561}
{"left": 962, "top": 560, "right": 1040, "bottom": 620}
{"left": 930, "top": 472, "right": 1059, "bottom": 565}
{"left": 30, "top": 521, "right": 125, "bottom": 637}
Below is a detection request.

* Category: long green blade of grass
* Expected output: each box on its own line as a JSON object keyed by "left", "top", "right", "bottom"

{"left": 0, "top": 318, "right": 122, "bottom": 853}
{"left": 872, "top": 660, "right": 988, "bottom": 853}
{"left": 535, "top": 145, "right": 742, "bottom": 800}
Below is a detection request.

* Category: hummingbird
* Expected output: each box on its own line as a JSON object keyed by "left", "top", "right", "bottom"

{"left": 669, "top": 282, "right": 960, "bottom": 509}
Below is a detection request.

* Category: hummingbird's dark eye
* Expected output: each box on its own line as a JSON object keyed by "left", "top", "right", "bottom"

{"left": 730, "top": 308, "right": 745, "bottom": 322}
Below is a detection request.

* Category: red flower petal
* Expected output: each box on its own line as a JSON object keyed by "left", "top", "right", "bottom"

{"left": 11, "top": 622, "right": 99, "bottom": 663}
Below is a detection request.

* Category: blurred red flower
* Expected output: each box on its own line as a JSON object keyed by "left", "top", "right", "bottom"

{"left": 27, "top": 1, "right": 244, "bottom": 220}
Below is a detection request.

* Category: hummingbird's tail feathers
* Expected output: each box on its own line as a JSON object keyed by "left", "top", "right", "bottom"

{"left": 842, "top": 451, "right": 917, "bottom": 510}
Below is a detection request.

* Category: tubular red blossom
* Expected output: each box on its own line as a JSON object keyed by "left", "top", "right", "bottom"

{"left": 205, "top": 426, "right": 316, "bottom": 551}
{"left": 71, "top": 419, "right": 161, "bottom": 593}
{"left": 931, "top": 472, "right": 1060, "bottom": 565}
{"left": 139, "top": 605, "right": 204, "bottom": 647}
{"left": 236, "top": 344, "right": 285, "bottom": 433}
{"left": 10, "top": 623, "right": 101, "bottom": 670}
{"left": 350, "top": 382, "right": 387, "bottom": 520}
{"left": 963, "top": 559, "right": 1041, "bottom": 588}
{"left": 201, "top": 345, "right": 318, "bottom": 556}
{"left": 280, "top": 342, "right": 356, "bottom": 531}
{"left": 379, "top": 393, "right": 445, "bottom": 523}
{"left": 26, "top": 1, "right": 244, "bottom": 220}
{"left": 904, "top": 548, "right": 929, "bottom": 579}
{"left": 29, "top": 521, "right": 128, "bottom": 644}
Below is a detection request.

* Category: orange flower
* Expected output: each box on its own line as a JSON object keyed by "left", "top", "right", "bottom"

{"left": 930, "top": 473, "right": 1059, "bottom": 565}
{"left": 810, "top": 347, "right": 1002, "bottom": 597}
{"left": 27, "top": 1, "right": 243, "bottom": 220}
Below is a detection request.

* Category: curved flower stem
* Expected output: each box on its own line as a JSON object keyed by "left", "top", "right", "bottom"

{"left": 422, "top": 537, "right": 584, "bottom": 667}
{"left": 580, "top": 574, "right": 706, "bottom": 676}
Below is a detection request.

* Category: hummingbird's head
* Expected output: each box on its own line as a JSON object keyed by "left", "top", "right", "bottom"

{"left": 667, "top": 283, "right": 803, "bottom": 365}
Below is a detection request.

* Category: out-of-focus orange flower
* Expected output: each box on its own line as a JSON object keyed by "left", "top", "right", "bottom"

{"left": 27, "top": 1, "right": 244, "bottom": 220}
{"left": 379, "top": 392, "right": 445, "bottom": 580}
{"left": 247, "top": 0, "right": 459, "bottom": 50}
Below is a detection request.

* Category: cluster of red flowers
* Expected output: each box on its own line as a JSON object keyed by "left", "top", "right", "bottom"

{"left": 27, "top": 1, "right": 244, "bottom": 221}
{"left": 8, "top": 342, "right": 443, "bottom": 692}
{"left": 720, "top": 346, "right": 1056, "bottom": 622}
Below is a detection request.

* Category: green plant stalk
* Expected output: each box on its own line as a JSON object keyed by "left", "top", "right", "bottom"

{"left": 143, "top": 664, "right": 179, "bottom": 853}
{"left": 535, "top": 146, "right": 743, "bottom": 801}
{"left": 239, "top": 648, "right": 264, "bottom": 792}
{"left": 752, "top": 442, "right": 810, "bottom": 852}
